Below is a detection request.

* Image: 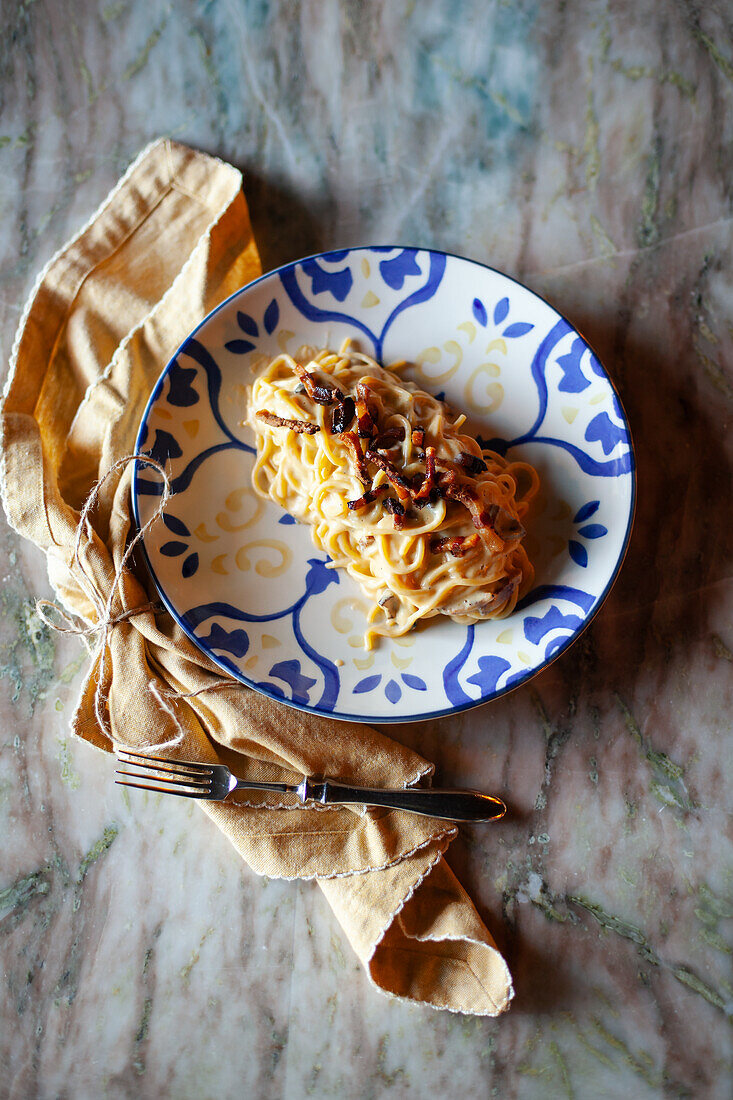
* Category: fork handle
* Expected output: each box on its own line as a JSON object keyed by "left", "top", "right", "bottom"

{"left": 304, "top": 779, "right": 506, "bottom": 822}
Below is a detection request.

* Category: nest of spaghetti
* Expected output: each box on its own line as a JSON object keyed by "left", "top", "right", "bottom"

{"left": 249, "top": 344, "right": 539, "bottom": 647}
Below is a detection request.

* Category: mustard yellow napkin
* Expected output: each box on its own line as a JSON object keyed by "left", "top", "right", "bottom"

{"left": 1, "top": 139, "right": 513, "bottom": 1015}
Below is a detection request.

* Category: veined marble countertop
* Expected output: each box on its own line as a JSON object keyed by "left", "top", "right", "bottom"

{"left": 1, "top": 2, "right": 732, "bottom": 1097}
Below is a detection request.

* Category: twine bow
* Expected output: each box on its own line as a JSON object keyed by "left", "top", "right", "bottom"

{"left": 36, "top": 454, "right": 238, "bottom": 749}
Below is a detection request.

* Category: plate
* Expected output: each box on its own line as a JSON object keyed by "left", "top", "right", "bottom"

{"left": 133, "top": 247, "right": 635, "bottom": 722}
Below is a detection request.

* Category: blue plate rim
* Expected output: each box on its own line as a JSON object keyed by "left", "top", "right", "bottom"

{"left": 132, "top": 244, "right": 637, "bottom": 724}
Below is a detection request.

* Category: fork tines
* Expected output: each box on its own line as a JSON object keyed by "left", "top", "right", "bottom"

{"left": 115, "top": 749, "right": 214, "bottom": 799}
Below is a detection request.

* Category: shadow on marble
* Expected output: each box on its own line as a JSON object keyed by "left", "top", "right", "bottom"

{"left": 235, "top": 164, "right": 332, "bottom": 273}
{"left": 559, "top": 309, "right": 733, "bottom": 695}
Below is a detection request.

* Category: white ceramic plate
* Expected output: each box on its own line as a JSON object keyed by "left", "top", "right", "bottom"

{"left": 133, "top": 247, "right": 635, "bottom": 722}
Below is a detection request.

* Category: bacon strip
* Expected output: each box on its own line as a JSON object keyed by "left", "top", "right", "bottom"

{"left": 343, "top": 431, "right": 370, "bottom": 485}
{"left": 256, "top": 410, "right": 320, "bottom": 434}
{"left": 355, "top": 382, "right": 378, "bottom": 437}
{"left": 383, "top": 496, "right": 406, "bottom": 529}
{"left": 458, "top": 451, "right": 488, "bottom": 475}
{"left": 293, "top": 363, "right": 341, "bottom": 406}
{"left": 413, "top": 445, "right": 437, "bottom": 502}
{"left": 347, "top": 484, "right": 387, "bottom": 511}
{"left": 331, "top": 396, "right": 355, "bottom": 433}
{"left": 365, "top": 450, "right": 412, "bottom": 502}
{"left": 441, "top": 479, "right": 504, "bottom": 553}
{"left": 435, "top": 456, "right": 461, "bottom": 474}
{"left": 373, "top": 426, "right": 405, "bottom": 451}
{"left": 430, "top": 533, "right": 480, "bottom": 557}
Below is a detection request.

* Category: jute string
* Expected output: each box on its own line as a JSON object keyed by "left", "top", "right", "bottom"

{"left": 35, "top": 454, "right": 238, "bottom": 750}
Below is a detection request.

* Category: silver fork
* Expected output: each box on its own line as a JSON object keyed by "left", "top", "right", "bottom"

{"left": 115, "top": 749, "right": 506, "bottom": 822}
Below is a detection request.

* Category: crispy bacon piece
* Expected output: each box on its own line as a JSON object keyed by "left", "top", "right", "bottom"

{"left": 383, "top": 496, "right": 406, "bottom": 529}
{"left": 413, "top": 445, "right": 437, "bottom": 502}
{"left": 347, "top": 484, "right": 387, "bottom": 511}
{"left": 355, "top": 382, "right": 378, "bottom": 438}
{"left": 430, "top": 533, "right": 480, "bottom": 557}
{"left": 435, "top": 470, "right": 504, "bottom": 552}
{"left": 411, "top": 428, "right": 425, "bottom": 448}
{"left": 374, "top": 426, "right": 405, "bottom": 451}
{"left": 356, "top": 382, "right": 378, "bottom": 415}
{"left": 256, "top": 410, "right": 320, "bottom": 434}
{"left": 458, "top": 451, "right": 488, "bottom": 475}
{"left": 440, "top": 477, "right": 476, "bottom": 508}
{"left": 365, "top": 450, "right": 412, "bottom": 502}
{"left": 343, "top": 431, "right": 370, "bottom": 485}
{"left": 293, "top": 363, "right": 341, "bottom": 406}
{"left": 331, "top": 396, "right": 355, "bottom": 434}
{"left": 413, "top": 488, "right": 441, "bottom": 507}
{"left": 459, "top": 499, "right": 525, "bottom": 542}
{"left": 441, "top": 480, "right": 504, "bottom": 553}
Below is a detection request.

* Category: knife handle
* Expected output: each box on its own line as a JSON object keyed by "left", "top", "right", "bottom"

{"left": 305, "top": 779, "right": 506, "bottom": 822}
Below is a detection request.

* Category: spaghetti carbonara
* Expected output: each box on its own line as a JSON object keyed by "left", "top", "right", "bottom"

{"left": 249, "top": 343, "right": 538, "bottom": 646}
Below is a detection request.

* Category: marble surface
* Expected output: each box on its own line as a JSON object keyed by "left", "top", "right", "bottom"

{"left": 1, "top": 1, "right": 732, "bottom": 1097}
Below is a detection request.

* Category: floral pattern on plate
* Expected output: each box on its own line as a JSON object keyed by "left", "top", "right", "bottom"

{"left": 134, "top": 247, "right": 635, "bottom": 722}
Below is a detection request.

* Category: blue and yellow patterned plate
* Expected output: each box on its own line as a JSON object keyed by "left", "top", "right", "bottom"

{"left": 133, "top": 247, "right": 635, "bottom": 722}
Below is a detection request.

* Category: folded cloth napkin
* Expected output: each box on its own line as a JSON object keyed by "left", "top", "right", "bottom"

{"left": 0, "top": 139, "right": 513, "bottom": 1015}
